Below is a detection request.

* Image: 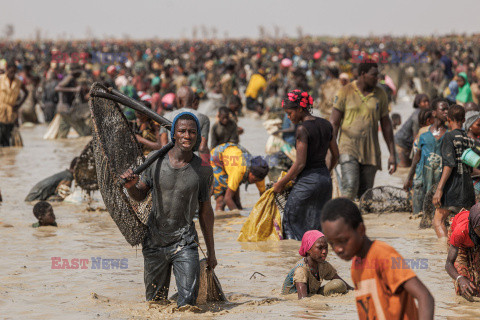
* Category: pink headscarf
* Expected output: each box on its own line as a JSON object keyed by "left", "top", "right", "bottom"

{"left": 299, "top": 230, "right": 325, "bottom": 257}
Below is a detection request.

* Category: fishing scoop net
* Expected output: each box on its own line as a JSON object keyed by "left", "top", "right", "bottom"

{"left": 73, "top": 139, "right": 99, "bottom": 192}
{"left": 89, "top": 83, "right": 152, "bottom": 246}
{"left": 197, "top": 258, "right": 227, "bottom": 304}
{"left": 359, "top": 186, "right": 411, "bottom": 214}
{"left": 266, "top": 182, "right": 292, "bottom": 218}
{"left": 419, "top": 184, "right": 437, "bottom": 229}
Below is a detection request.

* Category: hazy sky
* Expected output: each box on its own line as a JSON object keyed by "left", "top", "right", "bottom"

{"left": 2, "top": 0, "right": 480, "bottom": 40}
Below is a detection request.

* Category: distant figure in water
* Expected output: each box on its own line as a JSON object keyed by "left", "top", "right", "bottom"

{"left": 32, "top": 201, "right": 57, "bottom": 228}
{"left": 25, "top": 157, "right": 78, "bottom": 202}
{"left": 281, "top": 230, "right": 352, "bottom": 299}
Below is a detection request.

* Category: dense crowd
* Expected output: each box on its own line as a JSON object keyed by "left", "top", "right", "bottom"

{"left": 3, "top": 35, "right": 480, "bottom": 319}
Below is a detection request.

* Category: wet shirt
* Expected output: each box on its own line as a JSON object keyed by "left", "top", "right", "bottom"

{"left": 141, "top": 154, "right": 213, "bottom": 247}
{"left": 351, "top": 241, "right": 418, "bottom": 320}
{"left": 32, "top": 222, "right": 57, "bottom": 228}
{"left": 441, "top": 129, "right": 477, "bottom": 208}
{"left": 25, "top": 170, "right": 73, "bottom": 202}
{"left": 334, "top": 81, "right": 389, "bottom": 169}
{"left": 449, "top": 210, "right": 474, "bottom": 248}
{"left": 0, "top": 74, "right": 22, "bottom": 124}
{"left": 281, "top": 258, "right": 337, "bottom": 295}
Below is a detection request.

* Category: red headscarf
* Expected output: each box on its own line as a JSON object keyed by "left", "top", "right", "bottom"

{"left": 299, "top": 230, "right": 325, "bottom": 257}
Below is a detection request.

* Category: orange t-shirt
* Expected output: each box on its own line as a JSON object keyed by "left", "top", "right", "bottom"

{"left": 351, "top": 240, "right": 418, "bottom": 320}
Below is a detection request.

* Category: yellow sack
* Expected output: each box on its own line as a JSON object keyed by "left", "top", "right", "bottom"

{"left": 237, "top": 188, "right": 282, "bottom": 242}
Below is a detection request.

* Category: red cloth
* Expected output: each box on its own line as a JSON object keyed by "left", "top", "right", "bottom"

{"left": 449, "top": 210, "right": 474, "bottom": 248}
{"left": 299, "top": 230, "right": 324, "bottom": 257}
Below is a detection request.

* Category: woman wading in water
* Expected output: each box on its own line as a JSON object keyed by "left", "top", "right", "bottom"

{"left": 273, "top": 90, "right": 339, "bottom": 240}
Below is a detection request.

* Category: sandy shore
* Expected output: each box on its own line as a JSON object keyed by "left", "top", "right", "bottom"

{"left": 1, "top": 94, "right": 480, "bottom": 319}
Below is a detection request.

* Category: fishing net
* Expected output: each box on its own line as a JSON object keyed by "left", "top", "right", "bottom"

{"left": 419, "top": 184, "right": 437, "bottom": 229}
{"left": 89, "top": 83, "right": 152, "bottom": 246}
{"left": 73, "top": 140, "right": 99, "bottom": 192}
{"left": 265, "top": 182, "right": 292, "bottom": 217}
{"left": 196, "top": 258, "right": 227, "bottom": 304}
{"left": 359, "top": 186, "right": 411, "bottom": 214}
{"left": 274, "top": 187, "right": 292, "bottom": 217}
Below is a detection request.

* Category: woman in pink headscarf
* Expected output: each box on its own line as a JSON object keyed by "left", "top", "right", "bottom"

{"left": 281, "top": 230, "right": 353, "bottom": 299}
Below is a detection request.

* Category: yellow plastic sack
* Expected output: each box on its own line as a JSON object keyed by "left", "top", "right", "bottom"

{"left": 237, "top": 188, "right": 282, "bottom": 242}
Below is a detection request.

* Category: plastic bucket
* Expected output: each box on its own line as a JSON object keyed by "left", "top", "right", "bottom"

{"left": 461, "top": 148, "right": 480, "bottom": 168}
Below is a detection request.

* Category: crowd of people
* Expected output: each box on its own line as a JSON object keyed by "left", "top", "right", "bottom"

{"left": 3, "top": 36, "right": 480, "bottom": 318}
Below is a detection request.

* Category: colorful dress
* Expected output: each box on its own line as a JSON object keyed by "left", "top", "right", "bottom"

{"left": 448, "top": 210, "right": 480, "bottom": 297}
{"left": 412, "top": 128, "right": 445, "bottom": 214}
{"left": 210, "top": 143, "right": 265, "bottom": 199}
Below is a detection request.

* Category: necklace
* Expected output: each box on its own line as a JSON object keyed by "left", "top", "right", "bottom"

{"left": 432, "top": 127, "right": 441, "bottom": 136}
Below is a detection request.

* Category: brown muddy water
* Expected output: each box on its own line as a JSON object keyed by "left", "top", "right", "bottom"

{"left": 1, "top": 94, "right": 479, "bottom": 319}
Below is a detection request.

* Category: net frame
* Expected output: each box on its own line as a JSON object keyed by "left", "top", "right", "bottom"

{"left": 89, "top": 83, "right": 155, "bottom": 245}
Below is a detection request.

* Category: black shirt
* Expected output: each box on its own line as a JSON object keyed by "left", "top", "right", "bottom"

{"left": 299, "top": 117, "right": 333, "bottom": 170}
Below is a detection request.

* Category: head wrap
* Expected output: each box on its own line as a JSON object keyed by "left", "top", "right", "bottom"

{"left": 299, "top": 230, "right": 325, "bottom": 257}
{"left": 171, "top": 111, "right": 201, "bottom": 151}
{"left": 469, "top": 203, "right": 480, "bottom": 247}
{"left": 464, "top": 111, "right": 480, "bottom": 132}
{"left": 249, "top": 156, "right": 269, "bottom": 180}
{"left": 282, "top": 89, "right": 313, "bottom": 109}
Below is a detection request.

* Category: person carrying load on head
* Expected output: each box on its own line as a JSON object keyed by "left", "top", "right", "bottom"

{"left": 210, "top": 143, "right": 269, "bottom": 211}
{"left": 120, "top": 112, "right": 216, "bottom": 307}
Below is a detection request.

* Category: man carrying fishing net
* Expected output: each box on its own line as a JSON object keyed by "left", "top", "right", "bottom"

{"left": 120, "top": 111, "right": 216, "bottom": 307}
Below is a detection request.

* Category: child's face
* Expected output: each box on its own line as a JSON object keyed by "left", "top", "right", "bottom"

{"left": 471, "top": 119, "right": 480, "bottom": 136}
{"left": 419, "top": 97, "right": 429, "bottom": 109}
{"left": 40, "top": 207, "right": 56, "bottom": 226}
{"left": 307, "top": 237, "right": 328, "bottom": 262}
{"left": 321, "top": 218, "right": 365, "bottom": 261}
{"left": 219, "top": 113, "right": 229, "bottom": 126}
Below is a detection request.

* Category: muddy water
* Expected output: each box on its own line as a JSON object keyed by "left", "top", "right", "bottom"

{"left": 1, "top": 94, "right": 479, "bottom": 319}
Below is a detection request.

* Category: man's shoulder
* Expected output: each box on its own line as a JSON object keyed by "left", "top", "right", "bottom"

{"left": 373, "top": 85, "right": 388, "bottom": 100}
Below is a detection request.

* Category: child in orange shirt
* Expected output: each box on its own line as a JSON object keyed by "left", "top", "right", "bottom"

{"left": 321, "top": 198, "right": 434, "bottom": 320}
